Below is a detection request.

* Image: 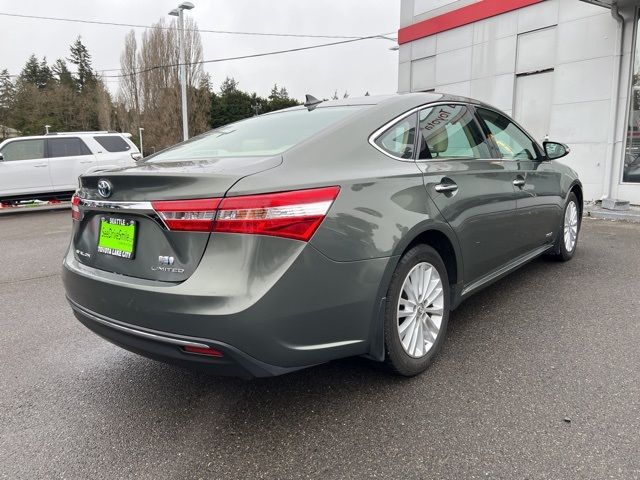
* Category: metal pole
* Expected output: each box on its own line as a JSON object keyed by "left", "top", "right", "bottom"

{"left": 178, "top": 9, "right": 189, "bottom": 141}
{"left": 138, "top": 127, "right": 144, "bottom": 157}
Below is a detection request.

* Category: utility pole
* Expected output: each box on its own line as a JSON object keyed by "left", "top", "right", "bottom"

{"left": 138, "top": 127, "right": 144, "bottom": 157}
{"left": 169, "top": 2, "right": 194, "bottom": 142}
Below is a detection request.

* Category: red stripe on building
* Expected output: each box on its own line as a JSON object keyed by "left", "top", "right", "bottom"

{"left": 398, "top": 0, "right": 545, "bottom": 44}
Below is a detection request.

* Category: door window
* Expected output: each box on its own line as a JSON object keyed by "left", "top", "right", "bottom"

{"left": 374, "top": 114, "right": 417, "bottom": 159}
{"left": 477, "top": 108, "right": 539, "bottom": 160}
{"left": 418, "top": 105, "right": 490, "bottom": 160}
{"left": 48, "top": 138, "right": 92, "bottom": 158}
{"left": 0, "top": 139, "right": 45, "bottom": 161}
{"left": 94, "top": 136, "right": 131, "bottom": 152}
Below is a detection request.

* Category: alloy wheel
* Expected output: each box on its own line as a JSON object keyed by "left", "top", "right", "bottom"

{"left": 397, "top": 262, "right": 445, "bottom": 358}
{"left": 563, "top": 200, "right": 579, "bottom": 252}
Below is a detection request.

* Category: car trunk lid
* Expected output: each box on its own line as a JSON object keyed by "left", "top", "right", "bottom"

{"left": 72, "top": 156, "right": 281, "bottom": 282}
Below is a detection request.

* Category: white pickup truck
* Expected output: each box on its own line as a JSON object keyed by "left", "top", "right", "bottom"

{"left": 0, "top": 131, "right": 141, "bottom": 204}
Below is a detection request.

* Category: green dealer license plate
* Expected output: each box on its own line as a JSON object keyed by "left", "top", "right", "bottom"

{"left": 98, "top": 217, "right": 137, "bottom": 259}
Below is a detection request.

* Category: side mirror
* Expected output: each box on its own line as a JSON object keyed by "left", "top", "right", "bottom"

{"left": 543, "top": 141, "right": 570, "bottom": 160}
{"left": 0, "top": 153, "right": 4, "bottom": 161}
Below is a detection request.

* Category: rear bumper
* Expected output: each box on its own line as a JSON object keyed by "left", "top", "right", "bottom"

{"left": 68, "top": 298, "right": 302, "bottom": 378}
{"left": 63, "top": 234, "right": 392, "bottom": 373}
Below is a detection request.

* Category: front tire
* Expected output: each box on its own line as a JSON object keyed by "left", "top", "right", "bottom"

{"left": 550, "top": 192, "right": 580, "bottom": 261}
{"left": 384, "top": 244, "right": 450, "bottom": 376}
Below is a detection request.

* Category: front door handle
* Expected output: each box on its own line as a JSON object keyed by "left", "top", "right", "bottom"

{"left": 513, "top": 177, "right": 526, "bottom": 188}
{"left": 434, "top": 181, "right": 458, "bottom": 193}
{"left": 33, "top": 163, "right": 48, "bottom": 168}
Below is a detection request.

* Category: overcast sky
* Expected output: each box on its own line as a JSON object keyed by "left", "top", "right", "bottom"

{"left": 0, "top": 0, "right": 401, "bottom": 100}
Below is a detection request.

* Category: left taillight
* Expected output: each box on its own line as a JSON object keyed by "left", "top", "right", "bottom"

{"left": 71, "top": 193, "right": 81, "bottom": 221}
{"left": 151, "top": 186, "right": 340, "bottom": 241}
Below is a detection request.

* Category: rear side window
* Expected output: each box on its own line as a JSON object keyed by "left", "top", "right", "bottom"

{"left": 48, "top": 137, "right": 92, "bottom": 158}
{"left": 94, "top": 135, "right": 131, "bottom": 152}
{"left": 374, "top": 114, "right": 417, "bottom": 159}
{"left": 150, "top": 106, "right": 363, "bottom": 161}
{"left": 477, "top": 108, "right": 539, "bottom": 160}
{"left": 418, "top": 105, "right": 490, "bottom": 160}
{"left": 0, "top": 139, "right": 45, "bottom": 161}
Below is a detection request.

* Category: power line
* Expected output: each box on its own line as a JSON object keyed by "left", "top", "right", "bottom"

{"left": 0, "top": 11, "right": 392, "bottom": 40}
{"left": 101, "top": 35, "right": 397, "bottom": 78}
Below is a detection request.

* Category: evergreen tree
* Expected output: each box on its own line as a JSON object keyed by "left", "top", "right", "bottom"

{"left": 0, "top": 69, "right": 16, "bottom": 136}
{"left": 52, "top": 59, "right": 75, "bottom": 88}
{"left": 20, "top": 55, "right": 43, "bottom": 87}
{"left": 68, "top": 36, "right": 95, "bottom": 91}
{"left": 37, "top": 57, "right": 53, "bottom": 89}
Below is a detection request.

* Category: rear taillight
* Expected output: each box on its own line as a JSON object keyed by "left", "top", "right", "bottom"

{"left": 151, "top": 186, "right": 340, "bottom": 241}
{"left": 215, "top": 186, "right": 340, "bottom": 241}
{"left": 151, "top": 198, "right": 221, "bottom": 232}
{"left": 71, "top": 193, "right": 81, "bottom": 221}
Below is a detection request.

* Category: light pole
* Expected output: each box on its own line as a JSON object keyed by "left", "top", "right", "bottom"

{"left": 169, "top": 2, "right": 195, "bottom": 142}
{"left": 138, "top": 127, "right": 144, "bottom": 157}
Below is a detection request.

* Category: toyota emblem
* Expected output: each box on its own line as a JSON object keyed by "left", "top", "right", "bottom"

{"left": 97, "top": 179, "right": 112, "bottom": 198}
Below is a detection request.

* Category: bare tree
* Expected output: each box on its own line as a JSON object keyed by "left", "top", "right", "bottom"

{"left": 117, "top": 17, "right": 209, "bottom": 152}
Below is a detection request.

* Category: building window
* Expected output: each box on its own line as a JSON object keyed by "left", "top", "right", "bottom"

{"left": 624, "top": 11, "right": 640, "bottom": 183}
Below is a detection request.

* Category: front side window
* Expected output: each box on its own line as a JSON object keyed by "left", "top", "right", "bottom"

{"left": 48, "top": 138, "right": 92, "bottom": 158}
{"left": 418, "top": 105, "right": 490, "bottom": 160}
{"left": 0, "top": 139, "right": 45, "bottom": 161}
{"left": 150, "top": 106, "right": 363, "bottom": 161}
{"left": 477, "top": 108, "right": 539, "bottom": 160}
{"left": 374, "top": 114, "right": 417, "bottom": 159}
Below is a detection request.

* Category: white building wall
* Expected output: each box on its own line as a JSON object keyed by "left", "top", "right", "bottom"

{"left": 398, "top": 0, "right": 638, "bottom": 203}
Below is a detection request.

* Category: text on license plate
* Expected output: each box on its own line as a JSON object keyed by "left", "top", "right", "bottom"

{"left": 98, "top": 217, "right": 137, "bottom": 259}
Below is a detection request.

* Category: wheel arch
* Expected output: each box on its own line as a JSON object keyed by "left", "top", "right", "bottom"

{"left": 366, "top": 221, "right": 464, "bottom": 362}
{"left": 568, "top": 181, "right": 583, "bottom": 216}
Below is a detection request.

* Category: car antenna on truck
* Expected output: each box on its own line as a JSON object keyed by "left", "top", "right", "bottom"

{"left": 304, "top": 94, "right": 323, "bottom": 111}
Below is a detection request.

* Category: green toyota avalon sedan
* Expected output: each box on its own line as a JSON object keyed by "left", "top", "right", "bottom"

{"left": 63, "top": 93, "right": 582, "bottom": 378}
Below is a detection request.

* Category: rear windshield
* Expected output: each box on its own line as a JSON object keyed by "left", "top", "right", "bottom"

{"left": 149, "top": 106, "right": 363, "bottom": 161}
{"left": 94, "top": 135, "right": 131, "bottom": 152}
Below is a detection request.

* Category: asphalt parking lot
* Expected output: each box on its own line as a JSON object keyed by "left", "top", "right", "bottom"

{"left": 1, "top": 211, "right": 639, "bottom": 480}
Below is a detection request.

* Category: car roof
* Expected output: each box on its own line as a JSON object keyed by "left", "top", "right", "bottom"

{"left": 1, "top": 132, "right": 129, "bottom": 142}
{"left": 279, "top": 92, "right": 498, "bottom": 113}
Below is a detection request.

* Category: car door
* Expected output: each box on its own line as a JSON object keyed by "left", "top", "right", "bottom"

{"left": 476, "top": 108, "right": 562, "bottom": 253}
{"left": 47, "top": 137, "right": 96, "bottom": 191}
{"left": 0, "top": 139, "right": 51, "bottom": 197}
{"left": 415, "top": 103, "right": 520, "bottom": 286}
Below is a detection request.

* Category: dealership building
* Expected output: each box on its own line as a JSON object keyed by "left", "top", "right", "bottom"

{"left": 398, "top": 0, "right": 640, "bottom": 205}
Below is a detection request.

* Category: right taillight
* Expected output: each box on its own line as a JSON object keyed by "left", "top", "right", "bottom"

{"left": 71, "top": 193, "right": 81, "bottom": 221}
{"left": 151, "top": 186, "right": 340, "bottom": 241}
{"left": 151, "top": 198, "right": 221, "bottom": 232}
{"left": 214, "top": 186, "right": 340, "bottom": 241}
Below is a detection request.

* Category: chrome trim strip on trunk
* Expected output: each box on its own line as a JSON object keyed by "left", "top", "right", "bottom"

{"left": 67, "top": 297, "right": 210, "bottom": 349}
{"left": 77, "top": 198, "right": 168, "bottom": 229}
{"left": 78, "top": 198, "right": 155, "bottom": 212}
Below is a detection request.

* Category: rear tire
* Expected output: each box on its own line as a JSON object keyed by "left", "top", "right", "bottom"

{"left": 549, "top": 192, "right": 580, "bottom": 262}
{"left": 384, "top": 244, "right": 450, "bottom": 376}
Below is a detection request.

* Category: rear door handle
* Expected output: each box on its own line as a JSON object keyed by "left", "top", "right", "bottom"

{"left": 513, "top": 177, "right": 526, "bottom": 188}
{"left": 33, "top": 163, "right": 48, "bottom": 168}
{"left": 434, "top": 181, "right": 458, "bottom": 193}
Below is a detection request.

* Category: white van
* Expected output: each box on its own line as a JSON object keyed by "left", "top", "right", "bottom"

{"left": 0, "top": 131, "right": 141, "bottom": 203}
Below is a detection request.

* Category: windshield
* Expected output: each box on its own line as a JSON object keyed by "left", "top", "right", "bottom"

{"left": 150, "top": 106, "right": 364, "bottom": 161}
